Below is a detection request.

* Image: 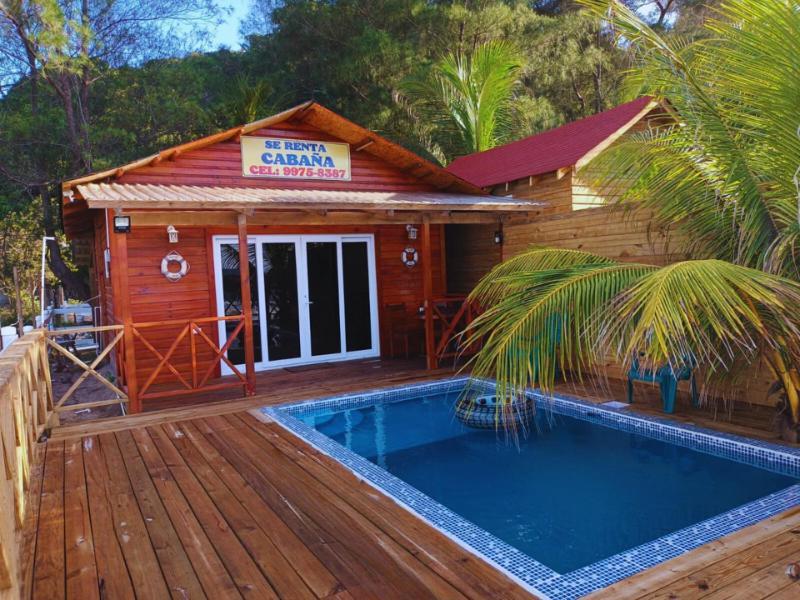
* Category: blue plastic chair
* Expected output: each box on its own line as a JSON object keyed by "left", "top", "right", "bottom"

{"left": 627, "top": 354, "right": 698, "bottom": 414}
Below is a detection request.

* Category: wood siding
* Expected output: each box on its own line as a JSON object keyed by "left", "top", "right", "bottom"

{"left": 504, "top": 205, "right": 679, "bottom": 265}
{"left": 116, "top": 121, "right": 441, "bottom": 193}
{"left": 445, "top": 224, "right": 502, "bottom": 293}
{"left": 490, "top": 170, "right": 574, "bottom": 215}
{"left": 104, "top": 222, "right": 444, "bottom": 393}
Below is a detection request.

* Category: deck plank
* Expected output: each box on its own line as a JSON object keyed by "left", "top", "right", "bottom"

{"left": 160, "top": 421, "right": 316, "bottom": 599}
{"left": 194, "top": 415, "right": 435, "bottom": 599}
{"left": 145, "top": 424, "right": 279, "bottom": 599}
{"left": 32, "top": 440, "right": 65, "bottom": 599}
{"left": 63, "top": 439, "right": 99, "bottom": 599}
{"left": 81, "top": 436, "right": 136, "bottom": 600}
{"left": 129, "top": 426, "right": 242, "bottom": 599}
{"left": 176, "top": 420, "right": 343, "bottom": 598}
{"left": 96, "top": 432, "right": 171, "bottom": 598}
{"left": 114, "top": 430, "right": 207, "bottom": 599}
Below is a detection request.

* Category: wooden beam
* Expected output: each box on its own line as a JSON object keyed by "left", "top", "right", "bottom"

{"left": 123, "top": 210, "right": 532, "bottom": 228}
{"left": 113, "top": 229, "right": 140, "bottom": 413}
{"left": 421, "top": 218, "right": 436, "bottom": 370}
{"left": 237, "top": 214, "right": 256, "bottom": 395}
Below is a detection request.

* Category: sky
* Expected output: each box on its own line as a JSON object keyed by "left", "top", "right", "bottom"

{"left": 208, "top": 0, "right": 252, "bottom": 51}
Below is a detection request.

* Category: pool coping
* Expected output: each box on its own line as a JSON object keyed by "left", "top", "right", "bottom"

{"left": 263, "top": 376, "right": 800, "bottom": 600}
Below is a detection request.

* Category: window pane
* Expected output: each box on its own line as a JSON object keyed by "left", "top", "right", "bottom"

{"left": 220, "top": 242, "right": 262, "bottom": 364}
{"left": 306, "top": 242, "right": 341, "bottom": 356}
{"left": 342, "top": 241, "right": 372, "bottom": 351}
{"left": 263, "top": 243, "right": 301, "bottom": 361}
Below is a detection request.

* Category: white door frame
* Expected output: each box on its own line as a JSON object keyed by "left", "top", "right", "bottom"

{"left": 212, "top": 233, "right": 380, "bottom": 373}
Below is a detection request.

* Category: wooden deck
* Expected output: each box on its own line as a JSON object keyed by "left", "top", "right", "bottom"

{"left": 29, "top": 410, "right": 531, "bottom": 599}
{"left": 24, "top": 362, "right": 800, "bottom": 599}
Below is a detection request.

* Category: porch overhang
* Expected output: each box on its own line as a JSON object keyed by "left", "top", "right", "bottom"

{"left": 71, "top": 183, "right": 544, "bottom": 225}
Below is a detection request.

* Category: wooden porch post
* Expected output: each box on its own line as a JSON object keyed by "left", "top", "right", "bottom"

{"left": 237, "top": 214, "right": 257, "bottom": 395}
{"left": 113, "top": 228, "right": 140, "bottom": 412}
{"left": 421, "top": 217, "right": 437, "bottom": 370}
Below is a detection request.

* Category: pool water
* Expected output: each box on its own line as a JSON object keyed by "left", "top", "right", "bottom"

{"left": 300, "top": 388, "right": 797, "bottom": 574}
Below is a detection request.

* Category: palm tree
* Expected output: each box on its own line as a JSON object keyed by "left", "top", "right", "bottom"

{"left": 397, "top": 40, "right": 522, "bottom": 162}
{"left": 465, "top": 0, "right": 800, "bottom": 440}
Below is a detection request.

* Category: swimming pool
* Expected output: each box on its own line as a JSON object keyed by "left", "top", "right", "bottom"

{"left": 265, "top": 378, "right": 800, "bottom": 599}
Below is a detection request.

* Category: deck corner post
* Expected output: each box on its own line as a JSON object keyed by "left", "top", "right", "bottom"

{"left": 421, "top": 217, "right": 437, "bottom": 370}
{"left": 237, "top": 213, "right": 257, "bottom": 395}
{"left": 113, "top": 228, "right": 140, "bottom": 412}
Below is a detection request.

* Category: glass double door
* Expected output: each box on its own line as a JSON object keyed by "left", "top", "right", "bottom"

{"left": 214, "top": 234, "right": 379, "bottom": 372}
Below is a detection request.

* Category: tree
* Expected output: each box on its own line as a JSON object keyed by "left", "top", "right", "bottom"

{"left": 397, "top": 40, "right": 523, "bottom": 162}
{"left": 0, "top": 0, "right": 223, "bottom": 298}
{"left": 465, "top": 0, "right": 800, "bottom": 440}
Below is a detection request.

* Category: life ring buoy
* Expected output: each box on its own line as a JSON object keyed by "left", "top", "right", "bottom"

{"left": 161, "top": 251, "right": 189, "bottom": 282}
{"left": 401, "top": 246, "right": 418, "bottom": 267}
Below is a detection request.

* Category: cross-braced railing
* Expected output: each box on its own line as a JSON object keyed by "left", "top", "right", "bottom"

{"left": 131, "top": 315, "right": 250, "bottom": 402}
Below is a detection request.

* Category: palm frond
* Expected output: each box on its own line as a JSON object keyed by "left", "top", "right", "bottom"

{"left": 465, "top": 248, "right": 657, "bottom": 402}
{"left": 578, "top": 0, "right": 799, "bottom": 272}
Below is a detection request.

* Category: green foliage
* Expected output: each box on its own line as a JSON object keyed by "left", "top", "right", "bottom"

{"left": 397, "top": 40, "right": 523, "bottom": 161}
{"left": 468, "top": 0, "right": 800, "bottom": 428}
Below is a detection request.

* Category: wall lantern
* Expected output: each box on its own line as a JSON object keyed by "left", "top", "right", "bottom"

{"left": 167, "top": 225, "right": 179, "bottom": 244}
{"left": 406, "top": 224, "right": 418, "bottom": 240}
{"left": 113, "top": 215, "right": 131, "bottom": 234}
{"left": 493, "top": 230, "right": 504, "bottom": 245}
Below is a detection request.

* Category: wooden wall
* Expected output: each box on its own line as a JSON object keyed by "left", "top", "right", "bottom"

{"left": 100, "top": 222, "right": 444, "bottom": 391}
{"left": 116, "top": 121, "right": 440, "bottom": 193}
{"left": 504, "top": 206, "right": 679, "bottom": 265}
{"left": 490, "top": 171, "right": 574, "bottom": 215}
{"left": 445, "top": 224, "right": 502, "bottom": 293}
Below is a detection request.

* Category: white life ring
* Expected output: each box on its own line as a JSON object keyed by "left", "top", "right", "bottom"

{"left": 401, "top": 246, "right": 418, "bottom": 267}
{"left": 161, "top": 251, "right": 189, "bottom": 282}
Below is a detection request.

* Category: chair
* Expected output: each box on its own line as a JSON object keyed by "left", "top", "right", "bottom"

{"left": 627, "top": 354, "right": 699, "bottom": 414}
{"left": 385, "top": 303, "right": 416, "bottom": 359}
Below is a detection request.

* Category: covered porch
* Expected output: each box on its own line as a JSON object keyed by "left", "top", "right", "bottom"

{"left": 61, "top": 181, "right": 540, "bottom": 417}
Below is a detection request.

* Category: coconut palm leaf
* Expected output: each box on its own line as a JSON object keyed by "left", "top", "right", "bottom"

{"left": 466, "top": 249, "right": 800, "bottom": 424}
{"left": 466, "top": 248, "right": 658, "bottom": 398}
{"left": 579, "top": 0, "right": 800, "bottom": 275}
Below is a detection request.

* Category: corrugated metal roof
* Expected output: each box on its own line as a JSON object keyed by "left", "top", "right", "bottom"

{"left": 75, "top": 183, "right": 542, "bottom": 212}
{"left": 445, "top": 97, "right": 657, "bottom": 188}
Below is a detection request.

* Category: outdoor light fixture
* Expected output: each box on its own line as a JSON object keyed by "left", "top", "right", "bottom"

{"left": 406, "top": 224, "right": 418, "bottom": 240}
{"left": 113, "top": 215, "right": 131, "bottom": 233}
{"left": 167, "top": 225, "right": 179, "bottom": 243}
{"left": 494, "top": 230, "right": 504, "bottom": 245}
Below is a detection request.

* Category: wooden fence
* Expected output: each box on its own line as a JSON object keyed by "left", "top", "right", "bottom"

{"left": 0, "top": 332, "right": 54, "bottom": 599}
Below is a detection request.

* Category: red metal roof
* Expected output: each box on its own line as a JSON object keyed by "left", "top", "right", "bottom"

{"left": 445, "top": 97, "right": 656, "bottom": 188}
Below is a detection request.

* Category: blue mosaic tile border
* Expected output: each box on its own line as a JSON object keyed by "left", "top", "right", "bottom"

{"left": 265, "top": 377, "right": 800, "bottom": 600}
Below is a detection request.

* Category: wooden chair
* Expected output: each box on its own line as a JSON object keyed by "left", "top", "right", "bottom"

{"left": 385, "top": 303, "right": 416, "bottom": 359}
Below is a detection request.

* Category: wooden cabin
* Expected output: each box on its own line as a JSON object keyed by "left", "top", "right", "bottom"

{"left": 61, "top": 102, "right": 541, "bottom": 413}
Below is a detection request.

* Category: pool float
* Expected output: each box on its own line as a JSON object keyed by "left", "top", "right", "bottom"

{"left": 455, "top": 394, "right": 534, "bottom": 429}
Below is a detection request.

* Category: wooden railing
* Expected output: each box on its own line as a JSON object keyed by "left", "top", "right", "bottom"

{"left": 44, "top": 324, "right": 127, "bottom": 422}
{"left": 130, "top": 315, "right": 251, "bottom": 403}
{"left": 431, "top": 295, "right": 483, "bottom": 366}
{"left": 0, "top": 332, "right": 54, "bottom": 598}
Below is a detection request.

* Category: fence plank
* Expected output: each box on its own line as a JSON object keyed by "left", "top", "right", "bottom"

{"left": 0, "top": 331, "right": 55, "bottom": 599}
